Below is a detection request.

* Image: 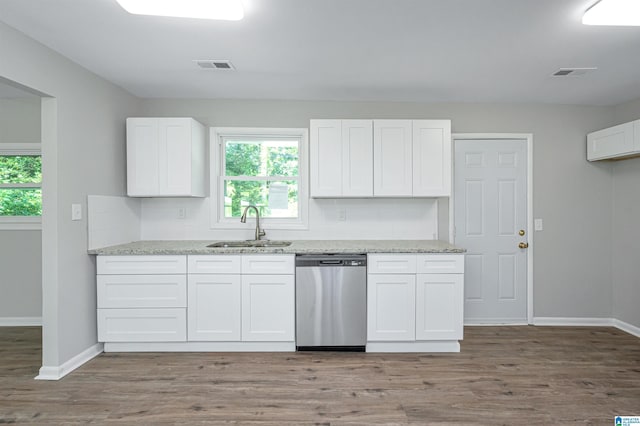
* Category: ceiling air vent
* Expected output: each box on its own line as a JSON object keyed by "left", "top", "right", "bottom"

{"left": 552, "top": 67, "right": 597, "bottom": 77}
{"left": 195, "top": 60, "right": 235, "bottom": 70}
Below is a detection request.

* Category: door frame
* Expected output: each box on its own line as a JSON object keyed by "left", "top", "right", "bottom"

{"left": 450, "top": 133, "right": 534, "bottom": 325}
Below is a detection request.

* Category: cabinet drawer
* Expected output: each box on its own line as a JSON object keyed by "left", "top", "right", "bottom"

{"left": 188, "top": 255, "right": 241, "bottom": 274}
{"left": 416, "top": 255, "right": 464, "bottom": 274}
{"left": 241, "top": 255, "right": 295, "bottom": 275}
{"left": 97, "top": 275, "right": 187, "bottom": 308}
{"left": 97, "top": 255, "right": 186, "bottom": 275}
{"left": 367, "top": 254, "right": 416, "bottom": 274}
{"left": 97, "top": 308, "right": 186, "bottom": 342}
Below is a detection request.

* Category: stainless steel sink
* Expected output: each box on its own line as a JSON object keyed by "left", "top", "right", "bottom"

{"left": 207, "top": 240, "right": 291, "bottom": 248}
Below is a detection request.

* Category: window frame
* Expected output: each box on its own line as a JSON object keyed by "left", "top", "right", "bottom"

{"left": 0, "top": 143, "right": 42, "bottom": 230}
{"left": 210, "top": 127, "right": 309, "bottom": 231}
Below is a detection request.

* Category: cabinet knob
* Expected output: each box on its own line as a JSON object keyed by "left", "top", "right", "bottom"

{"left": 518, "top": 242, "right": 529, "bottom": 249}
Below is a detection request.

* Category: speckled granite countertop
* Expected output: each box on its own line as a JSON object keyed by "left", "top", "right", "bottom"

{"left": 88, "top": 240, "right": 465, "bottom": 255}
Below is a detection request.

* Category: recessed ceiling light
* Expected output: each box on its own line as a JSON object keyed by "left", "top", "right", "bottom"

{"left": 583, "top": 0, "right": 640, "bottom": 26}
{"left": 115, "top": 0, "right": 244, "bottom": 21}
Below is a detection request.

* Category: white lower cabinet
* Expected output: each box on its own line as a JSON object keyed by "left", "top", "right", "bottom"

{"left": 367, "top": 274, "right": 416, "bottom": 341}
{"left": 97, "top": 255, "right": 187, "bottom": 343}
{"left": 241, "top": 274, "right": 295, "bottom": 341}
{"left": 415, "top": 273, "right": 463, "bottom": 340}
{"left": 187, "top": 274, "right": 241, "bottom": 341}
{"left": 367, "top": 253, "right": 464, "bottom": 352}
{"left": 186, "top": 254, "right": 295, "bottom": 346}
{"left": 97, "top": 254, "right": 295, "bottom": 351}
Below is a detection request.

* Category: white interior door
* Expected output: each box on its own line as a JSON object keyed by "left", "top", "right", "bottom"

{"left": 454, "top": 139, "right": 528, "bottom": 324}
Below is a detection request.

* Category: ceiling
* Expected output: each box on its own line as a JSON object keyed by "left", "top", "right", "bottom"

{"left": 1, "top": 0, "right": 639, "bottom": 106}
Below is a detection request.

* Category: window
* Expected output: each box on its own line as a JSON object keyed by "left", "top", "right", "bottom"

{"left": 211, "top": 128, "right": 308, "bottom": 230}
{"left": 0, "top": 144, "right": 42, "bottom": 229}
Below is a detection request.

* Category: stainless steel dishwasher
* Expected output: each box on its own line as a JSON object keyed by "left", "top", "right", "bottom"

{"left": 295, "top": 254, "right": 367, "bottom": 351}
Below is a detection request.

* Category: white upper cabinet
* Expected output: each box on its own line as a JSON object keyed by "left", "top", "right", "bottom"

{"left": 127, "top": 117, "right": 206, "bottom": 197}
{"left": 374, "top": 120, "right": 413, "bottom": 196}
{"left": 587, "top": 119, "right": 640, "bottom": 161}
{"left": 311, "top": 118, "right": 451, "bottom": 198}
{"left": 412, "top": 120, "right": 451, "bottom": 197}
{"left": 310, "top": 119, "right": 373, "bottom": 197}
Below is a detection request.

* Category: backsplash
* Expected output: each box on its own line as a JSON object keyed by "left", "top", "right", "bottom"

{"left": 139, "top": 197, "right": 440, "bottom": 241}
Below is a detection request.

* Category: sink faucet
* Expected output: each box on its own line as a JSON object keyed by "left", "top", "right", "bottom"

{"left": 240, "top": 205, "right": 266, "bottom": 241}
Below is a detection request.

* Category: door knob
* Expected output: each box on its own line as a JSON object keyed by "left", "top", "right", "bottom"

{"left": 519, "top": 242, "right": 529, "bottom": 249}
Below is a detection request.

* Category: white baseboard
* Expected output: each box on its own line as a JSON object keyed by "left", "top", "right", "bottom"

{"left": 0, "top": 317, "right": 42, "bottom": 326}
{"left": 465, "top": 319, "right": 528, "bottom": 326}
{"left": 613, "top": 319, "right": 640, "bottom": 338}
{"left": 35, "top": 342, "right": 104, "bottom": 381}
{"left": 532, "top": 317, "right": 614, "bottom": 327}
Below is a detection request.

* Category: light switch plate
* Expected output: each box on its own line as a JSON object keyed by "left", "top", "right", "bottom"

{"left": 534, "top": 218, "right": 543, "bottom": 231}
{"left": 71, "top": 204, "right": 82, "bottom": 221}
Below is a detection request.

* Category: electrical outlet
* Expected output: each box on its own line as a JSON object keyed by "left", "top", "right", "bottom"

{"left": 534, "top": 218, "right": 543, "bottom": 231}
{"left": 178, "top": 208, "right": 186, "bottom": 219}
{"left": 337, "top": 209, "right": 346, "bottom": 221}
{"left": 71, "top": 204, "right": 82, "bottom": 221}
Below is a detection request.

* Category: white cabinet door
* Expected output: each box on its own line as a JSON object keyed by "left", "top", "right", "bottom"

{"left": 159, "top": 118, "right": 192, "bottom": 196}
{"left": 374, "top": 120, "right": 413, "bottom": 196}
{"left": 342, "top": 120, "right": 373, "bottom": 197}
{"left": 187, "top": 274, "right": 241, "bottom": 341}
{"left": 412, "top": 120, "right": 451, "bottom": 196}
{"left": 127, "top": 118, "right": 159, "bottom": 196}
{"left": 367, "top": 274, "right": 416, "bottom": 341}
{"left": 241, "top": 275, "right": 294, "bottom": 341}
{"left": 310, "top": 119, "right": 343, "bottom": 197}
{"left": 587, "top": 120, "right": 639, "bottom": 161}
{"left": 126, "top": 117, "right": 205, "bottom": 197}
{"left": 415, "top": 274, "right": 463, "bottom": 340}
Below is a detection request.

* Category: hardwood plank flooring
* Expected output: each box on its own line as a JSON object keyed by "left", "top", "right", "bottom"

{"left": 1, "top": 326, "right": 638, "bottom": 424}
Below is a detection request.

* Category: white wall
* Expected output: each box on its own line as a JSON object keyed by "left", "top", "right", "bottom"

{"left": 139, "top": 99, "right": 614, "bottom": 320}
{"left": 611, "top": 98, "right": 640, "bottom": 329}
{"left": 0, "top": 21, "right": 140, "bottom": 372}
{"left": 0, "top": 97, "right": 42, "bottom": 323}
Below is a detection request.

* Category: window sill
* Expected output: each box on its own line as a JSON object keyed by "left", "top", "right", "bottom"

{"left": 0, "top": 217, "right": 42, "bottom": 231}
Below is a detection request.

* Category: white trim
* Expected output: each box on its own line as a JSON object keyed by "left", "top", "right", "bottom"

{"left": 209, "top": 127, "right": 309, "bottom": 231}
{"left": 0, "top": 316, "right": 42, "bottom": 326}
{"left": 35, "top": 342, "right": 104, "bottom": 381}
{"left": 104, "top": 341, "right": 295, "bottom": 352}
{"left": 613, "top": 319, "right": 640, "bottom": 338}
{"left": 532, "top": 317, "right": 614, "bottom": 326}
{"left": 0, "top": 143, "right": 41, "bottom": 155}
{"left": 366, "top": 341, "right": 460, "bottom": 353}
{"left": 464, "top": 319, "right": 528, "bottom": 326}
{"left": 452, "top": 133, "right": 534, "bottom": 325}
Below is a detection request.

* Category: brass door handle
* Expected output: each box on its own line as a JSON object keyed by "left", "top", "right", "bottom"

{"left": 519, "top": 242, "right": 529, "bottom": 249}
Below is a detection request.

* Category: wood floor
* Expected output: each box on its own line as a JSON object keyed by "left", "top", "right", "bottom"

{"left": 1, "top": 326, "right": 638, "bottom": 425}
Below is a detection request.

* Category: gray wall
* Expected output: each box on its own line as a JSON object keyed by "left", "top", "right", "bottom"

{"left": 611, "top": 98, "right": 640, "bottom": 329}
{"left": 0, "top": 20, "right": 140, "bottom": 369}
{"left": 0, "top": 98, "right": 42, "bottom": 321}
{"left": 0, "top": 231, "right": 41, "bottom": 318}
{"left": 140, "top": 99, "right": 615, "bottom": 320}
{"left": 0, "top": 97, "right": 40, "bottom": 143}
